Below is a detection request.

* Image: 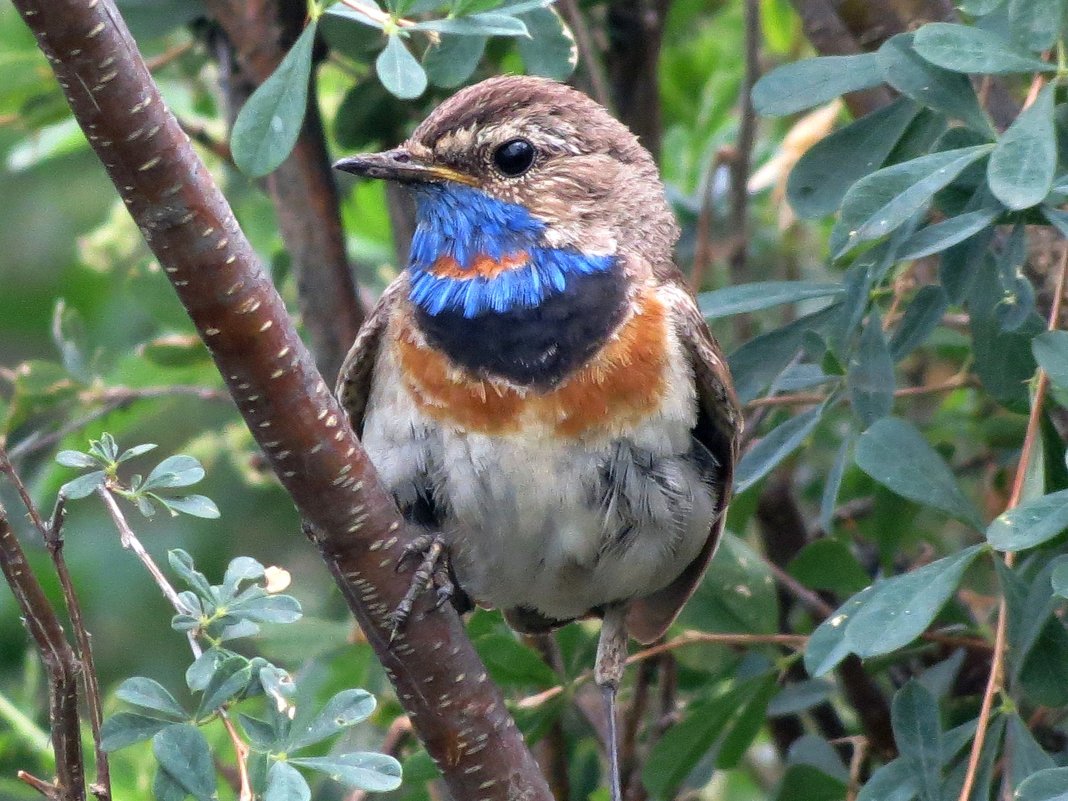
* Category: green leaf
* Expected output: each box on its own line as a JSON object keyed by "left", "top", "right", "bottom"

{"left": 222, "top": 557, "right": 264, "bottom": 596}
{"left": 239, "top": 714, "right": 278, "bottom": 750}
{"left": 414, "top": 12, "right": 528, "bottom": 36}
{"left": 642, "top": 683, "right": 754, "bottom": 798}
{"left": 788, "top": 99, "right": 918, "bottom": 219}
{"left": 168, "top": 549, "right": 213, "bottom": 598}
{"left": 988, "top": 83, "right": 1056, "bottom": 210}
{"left": 231, "top": 594, "right": 302, "bottom": 623}
{"left": 889, "top": 285, "right": 949, "bottom": 361}
{"left": 844, "top": 545, "right": 985, "bottom": 658}
{"left": 848, "top": 310, "right": 894, "bottom": 428}
{"left": 475, "top": 633, "right": 558, "bottom": 687}
{"left": 855, "top": 417, "right": 983, "bottom": 529}
{"left": 752, "top": 54, "right": 884, "bottom": 116}
{"left": 699, "top": 281, "right": 844, "bottom": 319}
{"left": 878, "top": 34, "right": 992, "bottom": 135}
{"left": 144, "top": 455, "right": 205, "bottom": 491}
{"left": 161, "top": 495, "right": 220, "bottom": 519}
{"left": 100, "top": 712, "right": 172, "bottom": 752}
{"left": 833, "top": 145, "right": 993, "bottom": 257}
{"left": 60, "top": 470, "right": 106, "bottom": 500}
{"left": 118, "top": 443, "right": 158, "bottom": 463}
{"left": 986, "top": 488, "right": 1068, "bottom": 550}
{"left": 153, "top": 768, "right": 187, "bottom": 801}
{"left": 729, "top": 305, "right": 841, "bottom": 403}
{"left": 819, "top": 436, "right": 853, "bottom": 534}
{"left": 788, "top": 539, "right": 870, "bottom": 596}
{"left": 231, "top": 22, "right": 317, "bottom": 177}
{"left": 423, "top": 34, "right": 486, "bottom": 88}
{"left": 716, "top": 673, "right": 779, "bottom": 769}
{"left": 1006, "top": 713, "right": 1055, "bottom": 789}
{"left": 774, "top": 764, "right": 847, "bottom": 801}
{"left": 898, "top": 208, "right": 1000, "bottom": 261}
{"left": 912, "top": 23, "right": 1054, "bottom": 74}
{"left": 326, "top": 1, "right": 385, "bottom": 28}
{"left": 960, "top": 0, "right": 1004, "bottom": 12}
{"left": 197, "top": 656, "right": 253, "bottom": 719}
{"left": 735, "top": 404, "right": 825, "bottom": 494}
{"left": 1009, "top": 0, "right": 1065, "bottom": 51}
{"left": 891, "top": 681, "right": 941, "bottom": 801}
{"left": 376, "top": 34, "right": 427, "bottom": 99}
{"left": 265, "top": 761, "right": 309, "bottom": 801}
{"left": 1033, "top": 330, "right": 1068, "bottom": 388}
{"left": 681, "top": 534, "right": 778, "bottom": 635}
{"left": 1016, "top": 768, "right": 1068, "bottom": 801}
{"left": 1053, "top": 560, "right": 1068, "bottom": 597}
{"left": 517, "top": 8, "right": 576, "bottom": 79}
{"left": 152, "top": 724, "right": 217, "bottom": 801}
{"left": 289, "top": 753, "right": 403, "bottom": 792}
{"left": 857, "top": 759, "right": 916, "bottom": 801}
{"left": 116, "top": 677, "right": 187, "bottom": 720}
{"left": 804, "top": 588, "right": 872, "bottom": 676}
{"left": 56, "top": 449, "right": 96, "bottom": 468}
{"left": 288, "top": 689, "right": 376, "bottom": 750}
{"left": 767, "top": 679, "right": 835, "bottom": 717}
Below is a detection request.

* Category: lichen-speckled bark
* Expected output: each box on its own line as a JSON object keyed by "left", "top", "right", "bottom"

{"left": 10, "top": 3, "right": 552, "bottom": 799}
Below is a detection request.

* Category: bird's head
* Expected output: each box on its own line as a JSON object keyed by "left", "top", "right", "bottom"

{"left": 335, "top": 76, "right": 678, "bottom": 319}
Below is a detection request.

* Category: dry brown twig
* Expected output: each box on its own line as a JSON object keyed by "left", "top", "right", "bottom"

{"left": 957, "top": 241, "right": 1068, "bottom": 801}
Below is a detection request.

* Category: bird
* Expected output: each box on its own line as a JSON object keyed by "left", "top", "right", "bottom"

{"left": 333, "top": 75, "right": 740, "bottom": 801}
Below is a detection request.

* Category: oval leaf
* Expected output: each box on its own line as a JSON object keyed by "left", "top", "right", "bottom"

{"left": 833, "top": 145, "right": 993, "bottom": 257}
{"left": 231, "top": 22, "right": 318, "bottom": 177}
{"left": 844, "top": 545, "right": 985, "bottom": 658}
{"left": 376, "top": 33, "right": 427, "bottom": 99}
{"left": 912, "top": 23, "right": 1054, "bottom": 74}
{"left": 517, "top": 8, "right": 576, "bottom": 80}
{"left": 898, "top": 208, "right": 1001, "bottom": 261}
{"left": 987, "top": 488, "right": 1068, "bottom": 551}
{"left": 117, "top": 677, "right": 187, "bottom": 720}
{"left": 289, "top": 752, "right": 403, "bottom": 792}
{"left": 265, "top": 761, "right": 310, "bottom": 801}
{"left": 847, "top": 310, "right": 895, "bottom": 428}
{"left": 423, "top": 34, "right": 486, "bottom": 88}
{"left": 855, "top": 417, "right": 983, "bottom": 529}
{"left": 152, "top": 724, "right": 217, "bottom": 801}
{"left": 752, "top": 54, "right": 884, "bottom": 117}
{"left": 988, "top": 82, "right": 1056, "bottom": 210}
{"left": 699, "top": 281, "right": 844, "bottom": 319}
{"left": 891, "top": 681, "right": 942, "bottom": 801}
{"left": 735, "top": 405, "right": 824, "bottom": 494}
{"left": 1033, "top": 328, "right": 1068, "bottom": 389}
{"left": 100, "top": 712, "right": 171, "bottom": 752}
{"left": 289, "top": 689, "right": 376, "bottom": 750}
{"left": 1016, "top": 768, "right": 1068, "bottom": 801}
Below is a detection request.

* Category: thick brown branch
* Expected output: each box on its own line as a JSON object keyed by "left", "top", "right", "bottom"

{"left": 10, "top": 3, "right": 550, "bottom": 800}
{"left": 0, "top": 505, "right": 84, "bottom": 801}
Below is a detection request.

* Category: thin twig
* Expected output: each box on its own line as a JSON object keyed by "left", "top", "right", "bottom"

{"left": 0, "top": 450, "right": 110, "bottom": 801}
{"left": 690, "top": 147, "right": 734, "bottom": 293}
{"left": 145, "top": 41, "right": 194, "bottom": 71}
{"left": 516, "top": 631, "right": 808, "bottom": 710}
{"left": 746, "top": 374, "right": 977, "bottom": 409}
{"left": 958, "top": 242, "right": 1068, "bottom": 801}
{"left": 96, "top": 484, "right": 254, "bottom": 801}
{"left": 6, "top": 385, "right": 229, "bottom": 460}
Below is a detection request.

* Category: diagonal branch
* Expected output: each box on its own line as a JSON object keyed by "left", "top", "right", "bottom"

{"left": 10, "top": 2, "right": 551, "bottom": 800}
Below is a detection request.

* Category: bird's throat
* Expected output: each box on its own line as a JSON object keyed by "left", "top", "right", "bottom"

{"left": 407, "top": 184, "right": 627, "bottom": 387}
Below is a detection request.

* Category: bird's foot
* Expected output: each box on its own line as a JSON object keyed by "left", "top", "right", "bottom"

{"left": 388, "top": 533, "right": 453, "bottom": 640}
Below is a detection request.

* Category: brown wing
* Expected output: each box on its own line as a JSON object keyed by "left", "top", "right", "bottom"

{"left": 625, "top": 283, "right": 742, "bottom": 644}
{"left": 335, "top": 275, "right": 407, "bottom": 435}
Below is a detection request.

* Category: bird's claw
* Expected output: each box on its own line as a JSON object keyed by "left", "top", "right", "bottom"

{"left": 388, "top": 534, "right": 453, "bottom": 640}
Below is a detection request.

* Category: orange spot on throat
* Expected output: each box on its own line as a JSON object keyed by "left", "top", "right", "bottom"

{"left": 429, "top": 252, "right": 528, "bottom": 280}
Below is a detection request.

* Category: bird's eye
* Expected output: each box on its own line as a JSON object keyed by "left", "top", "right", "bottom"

{"left": 492, "top": 138, "right": 536, "bottom": 177}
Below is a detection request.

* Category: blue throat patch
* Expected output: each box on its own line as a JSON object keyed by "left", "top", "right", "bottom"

{"left": 407, "top": 184, "right": 615, "bottom": 318}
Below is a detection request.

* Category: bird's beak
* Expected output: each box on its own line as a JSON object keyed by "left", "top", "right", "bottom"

{"left": 333, "top": 147, "right": 477, "bottom": 186}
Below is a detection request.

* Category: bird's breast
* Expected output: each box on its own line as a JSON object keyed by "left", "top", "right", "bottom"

{"left": 394, "top": 285, "right": 673, "bottom": 439}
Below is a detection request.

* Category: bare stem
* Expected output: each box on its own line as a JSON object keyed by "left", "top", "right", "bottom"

{"left": 957, "top": 241, "right": 1068, "bottom": 801}
{"left": 0, "top": 450, "right": 108, "bottom": 800}
{"left": 747, "top": 374, "right": 976, "bottom": 409}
